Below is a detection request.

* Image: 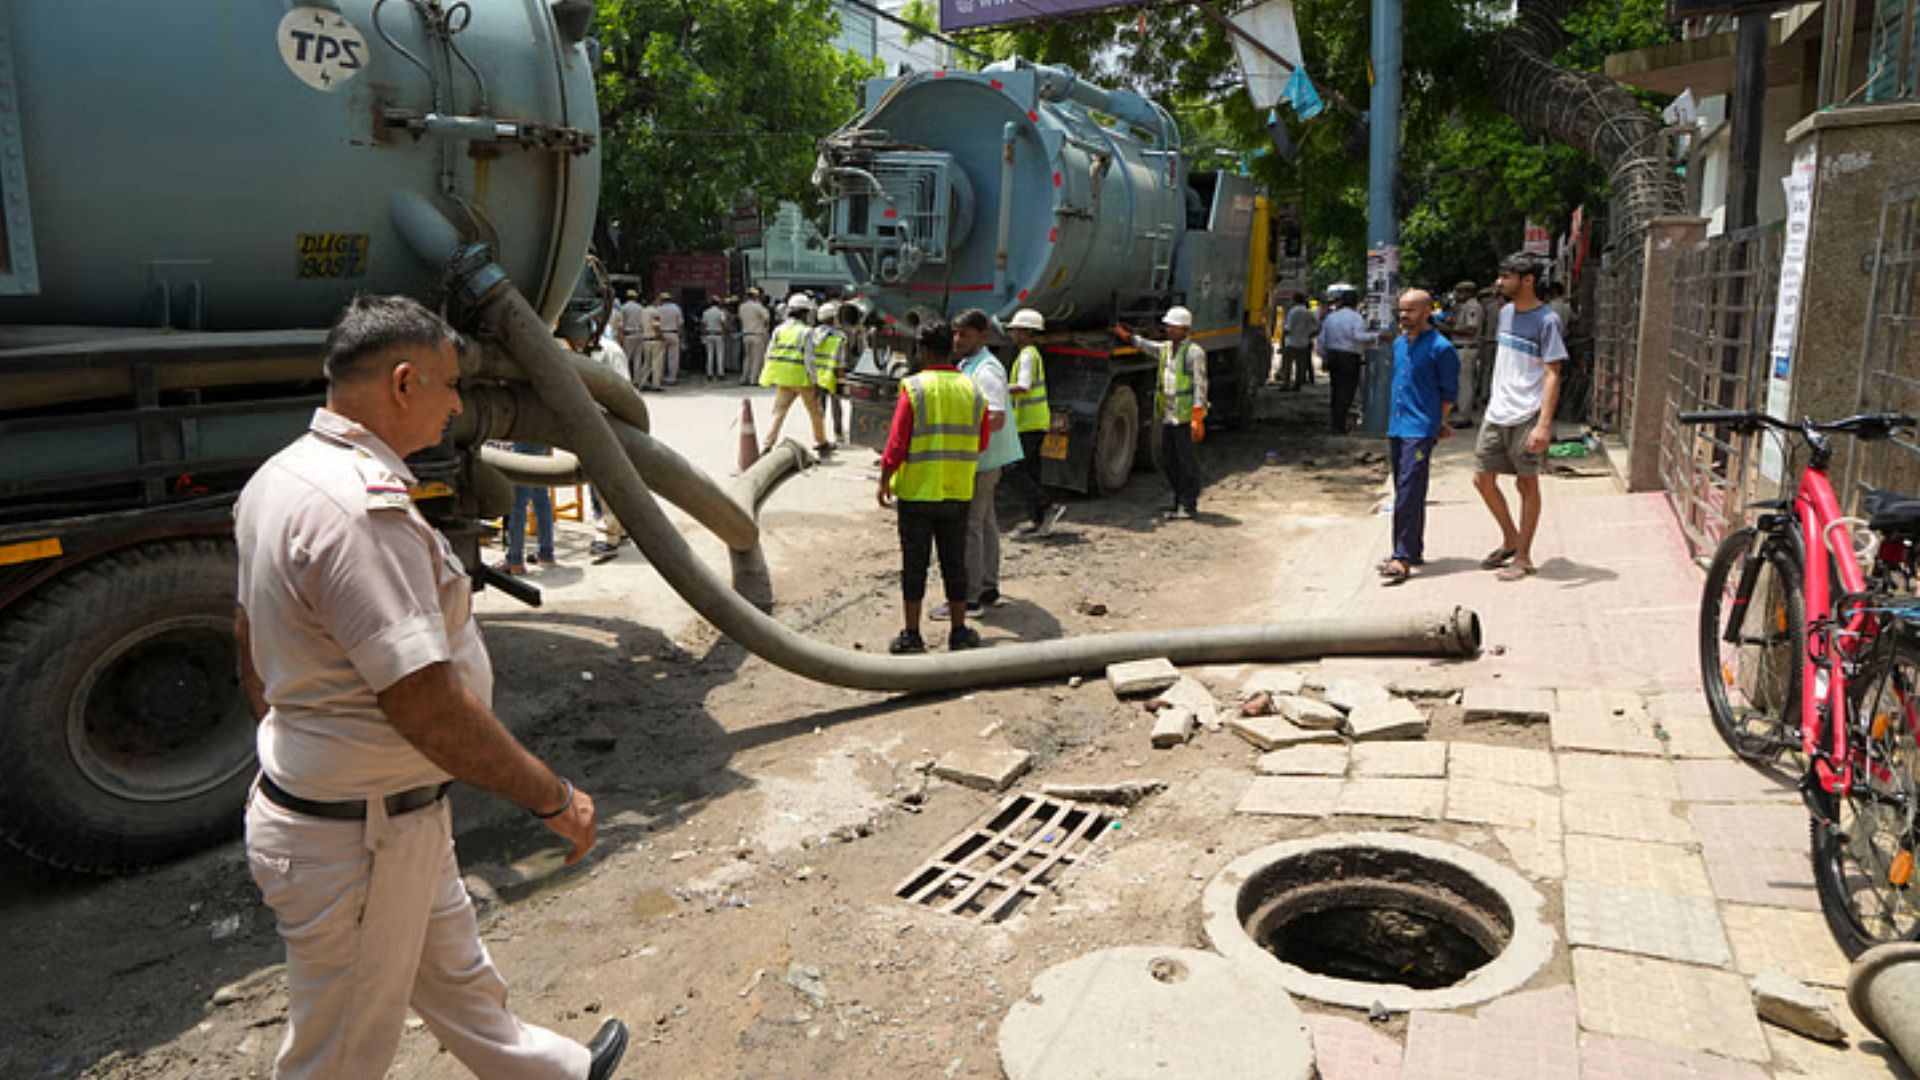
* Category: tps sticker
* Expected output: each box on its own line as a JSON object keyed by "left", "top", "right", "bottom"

{"left": 297, "top": 233, "right": 370, "bottom": 279}
{"left": 277, "top": 7, "right": 368, "bottom": 92}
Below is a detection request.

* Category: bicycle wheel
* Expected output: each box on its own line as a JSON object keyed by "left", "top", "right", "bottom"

{"left": 1698, "top": 527, "right": 1804, "bottom": 761}
{"left": 1811, "top": 635, "right": 1920, "bottom": 957}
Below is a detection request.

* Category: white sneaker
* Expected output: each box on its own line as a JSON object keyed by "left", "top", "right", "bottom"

{"left": 1036, "top": 505, "right": 1067, "bottom": 536}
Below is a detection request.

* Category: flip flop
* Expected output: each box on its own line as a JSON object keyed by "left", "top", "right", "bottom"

{"left": 1480, "top": 547, "right": 1517, "bottom": 570}
{"left": 1496, "top": 563, "right": 1537, "bottom": 581}
{"left": 1381, "top": 560, "right": 1412, "bottom": 586}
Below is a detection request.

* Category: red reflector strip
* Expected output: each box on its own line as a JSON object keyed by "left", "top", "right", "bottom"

{"left": 990, "top": 79, "right": 1004, "bottom": 89}
{"left": 1052, "top": 172, "right": 1062, "bottom": 188}
{"left": 904, "top": 282, "right": 996, "bottom": 293}
{"left": 883, "top": 208, "right": 898, "bottom": 218}
{"left": 1018, "top": 289, "right": 1030, "bottom": 300}
{"left": 1028, "top": 109, "right": 1039, "bottom": 122}
{"left": 1047, "top": 227, "right": 1058, "bottom": 243}
{"left": 1049, "top": 346, "right": 1112, "bottom": 358}
{"left": 934, "top": 70, "right": 946, "bottom": 78}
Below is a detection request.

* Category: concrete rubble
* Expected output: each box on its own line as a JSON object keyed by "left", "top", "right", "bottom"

{"left": 1749, "top": 969, "right": 1847, "bottom": 1044}
{"left": 932, "top": 743, "right": 1032, "bottom": 792}
{"left": 1106, "top": 657, "right": 1180, "bottom": 697}
{"left": 1041, "top": 779, "right": 1167, "bottom": 806}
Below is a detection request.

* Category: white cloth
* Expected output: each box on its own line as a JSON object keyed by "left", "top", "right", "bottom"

{"left": 738, "top": 300, "right": 770, "bottom": 336}
{"left": 1282, "top": 304, "right": 1317, "bottom": 349}
{"left": 701, "top": 305, "right": 728, "bottom": 335}
{"left": 1484, "top": 303, "right": 1569, "bottom": 427}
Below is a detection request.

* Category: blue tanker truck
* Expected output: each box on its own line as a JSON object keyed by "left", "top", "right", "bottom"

{"left": 0, "top": 1, "right": 604, "bottom": 872}
{"left": 818, "top": 59, "right": 1281, "bottom": 490}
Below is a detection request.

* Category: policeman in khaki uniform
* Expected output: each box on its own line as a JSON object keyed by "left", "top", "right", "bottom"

{"left": 234, "top": 296, "right": 627, "bottom": 1080}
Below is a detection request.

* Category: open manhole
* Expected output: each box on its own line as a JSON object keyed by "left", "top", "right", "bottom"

{"left": 1203, "top": 833, "right": 1554, "bottom": 1012}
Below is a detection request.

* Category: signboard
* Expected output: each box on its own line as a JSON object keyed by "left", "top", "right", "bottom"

{"left": 650, "top": 253, "right": 729, "bottom": 303}
{"left": 1522, "top": 220, "right": 1552, "bottom": 256}
{"left": 940, "top": 0, "right": 1154, "bottom": 33}
{"left": 730, "top": 198, "right": 762, "bottom": 250}
{"left": 1761, "top": 141, "right": 1817, "bottom": 482}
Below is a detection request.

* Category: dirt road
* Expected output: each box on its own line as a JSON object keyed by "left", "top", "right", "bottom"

{"left": 1, "top": 383, "right": 1398, "bottom": 1079}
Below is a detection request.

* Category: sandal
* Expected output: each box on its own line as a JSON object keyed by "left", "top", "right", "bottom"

{"left": 1480, "top": 546, "right": 1518, "bottom": 570}
{"left": 1495, "top": 562, "right": 1537, "bottom": 581}
{"left": 1381, "top": 560, "right": 1412, "bottom": 586}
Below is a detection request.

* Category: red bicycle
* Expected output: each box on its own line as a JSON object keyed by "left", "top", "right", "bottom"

{"left": 1686, "top": 410, "right": 1920, "bottom": 956}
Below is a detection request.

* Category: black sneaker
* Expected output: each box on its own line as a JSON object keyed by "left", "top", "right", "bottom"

{"left": 948, "top": 625, "right": 983, "bottom": 650}
{"left": 977, "top": 587, "right": 1002, "bottom": 608}
{"left": 889, "top": 629, "right": 927, "bottom": 654}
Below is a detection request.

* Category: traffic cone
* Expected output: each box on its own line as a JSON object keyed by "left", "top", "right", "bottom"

{"left": 737, "top": 397, "right": 761, "bottom": 473}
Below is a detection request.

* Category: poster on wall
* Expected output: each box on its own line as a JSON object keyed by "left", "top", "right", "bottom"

{"left": 1761, "top": 141, "right": 1818, "bottom": 483}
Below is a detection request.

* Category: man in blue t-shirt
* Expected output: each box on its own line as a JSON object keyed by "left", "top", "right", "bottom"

{"left": 1380, "top": 289, "right": 1459, "bottom": 584}
{"left": 1474, "top": 252, "right": 1568, "bottom": 580}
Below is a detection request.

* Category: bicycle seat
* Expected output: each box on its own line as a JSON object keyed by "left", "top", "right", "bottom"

{"left": 1865, "top": 488, "right": 1920, "bottom": 536}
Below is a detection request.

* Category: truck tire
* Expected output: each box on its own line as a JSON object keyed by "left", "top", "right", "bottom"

{"left": 1092, "top": 384, "right": 1139, "bottom": 494}
{"left": 1218, "top": 331, "right": 1265, "bottom": 427}
{"left": 0, "top": 538, "right": 256, "bottom": 873}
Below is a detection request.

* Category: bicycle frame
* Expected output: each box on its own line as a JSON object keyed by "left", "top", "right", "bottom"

{"left": 1797, "top": 462, "right": 1874, "bottom": 794}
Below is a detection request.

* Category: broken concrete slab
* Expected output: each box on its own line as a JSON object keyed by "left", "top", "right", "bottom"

{"left": 1150, "top": 708, "right": 1199, "bottom": 749}
{"left": 1240, "top": 666, "right": 1306, "bottom": 699}
{"left": 1351, "top": 740, "right": 1449, "bottom": 777}
{"left": 932, "top": 744, "right": 1033, "bottom": 793}
{"left": 1275, "top": 694, "right": 1346, "bottom": 730}
{"left": 1750, "top": 969, "right": 1847, "bottom": 1044}
{"left": 1255, "top": 744, "right": 1349, "bottom": 777}
{"left": 1235, "top": 775, "right": 1341, "bottom": 817}
{"left": 1041, "top": 779, "right": 1167, "bottom": 806}
{"left": 1152, "top": 675, "right": 1220, "bottom": 728}
{"left": 1462, "top": 685, "right": 1555, "bottom": 724}
{"left": 1229, "top": 713, "right": 1343, "bottom": 752}
{"left": 1346, "top": 698, "right": 1428, "bottom": 741}
{"left": 997, "top": 946, "right": 1314, "bottom": 1080}
{"left": 1106, "top": 657, "right": 1179, "bottom": 697}
{"left": 1319, "top": 676, "right": 1393, "bottom": 714}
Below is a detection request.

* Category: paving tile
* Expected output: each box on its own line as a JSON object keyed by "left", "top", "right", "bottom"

{"left": 1570, "top": 948, "right": 1771, "bottom": 1062}
{"left": 1351, "top": 740, "right": 1449, "bottom": 778}
{"left": 1719, "top": 904, "right": 1852, "bottom": 988}
{"left": 1557, "top": 688, "right": 1649, "bottom": 719}
{"left": 1762, "top": 984, "right": 1913, "bottom": 1079}
{"left": 1673, "top": 759, "right": 1799, "bottom": 803}
{"left": 1235, "top": 775, "right": 1340, "bottom": 817}
{"left": 1305, "top": 1012, "right": 1403, "bottom": 1080}
{"left": 1255, "top": 744, "right": 1349, "bottom": 777}
{"left": 1446, "top": 778, "right": 1563, "bottom": 830}
{"left": 1700, "top": 843, "right": 1823, "bottom": 911}
{"left": 1462, "top": 685, "right": 1555, "bottom": 723}
{"left": 1401, "top": 986, "right": 1578, "bottom": 1080}
{"left": 1576, "top": 1032, "right": 1770, "bottom": 1080}
{"left": 1563, "top": 834, "right": 1713, "bottom": 897}
{"left": 1647, "top": 695, "right": 1738, "bottom": 759}
{"left": 1319, "top": 675, "right": 1393, "bottom": 713}
{"left": 1346, "top": 698, "right": 1429, "bottom": 741}
{"left": 1277, "top": 694, "right": 1347, "bottom": 730}
{"left": 1688, "top": 802, "right": 1807, "bottom": 851}
{"left": 1228, "top": 713, "right": 1343, "bottom": 751}
{"left": 1562, "top": 791, "right": 1696, "bottom": 845}
{"left": 1551, "top": 704, "right": 1666, "bottom": 756}
{"left": 1563, "top": 881, "right": 1732, "bottom": 966}
{"left": 1148, "top": 708, "right": 1197, "bottom": 748}
{"left": 1494, "top": 823, "right": 1565, "bottom": 880}
{"left": 1336, "top": 778, "right": 1446, "bottom": 820}
{"left": 1555, "top": 752, "right": 1681, "bottom": 800}
{"left": 1240, "top": 665, "right": 1306, "bottom": 699}
{"left": 1107, "top": 657, "right": 1178, "bottom": 696}
{"left": 1449, "top": 742, "right": 1557, "bottom": 787}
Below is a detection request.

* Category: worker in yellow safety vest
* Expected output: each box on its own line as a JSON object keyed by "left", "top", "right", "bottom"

{"left": 1006, "top": 308, "right": 1067, "bottom": 538}
{"left": 877, "top": 319, "right": 990, "bottom": 654}
{"left": 1111, "top": 305, "right": 1209, "bottom": 520}
{"left": 758, "top": 293, "right": 831, "bottom": 454}
{"left": 809, "top": 300, "right": 849, "bottom": 445}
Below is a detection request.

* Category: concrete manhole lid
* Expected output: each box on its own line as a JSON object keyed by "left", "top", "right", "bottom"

{"left": 998, "top": 946, "right": 1313, "bottom": 1080}
{"left": 1203, "top": 832, "right": 1555, "bottom": 1012}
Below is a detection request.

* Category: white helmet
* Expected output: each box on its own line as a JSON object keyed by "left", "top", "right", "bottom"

{"left": 1008, "top": 308, "right": 1045, "bottom": 331}
{"left": 815, "top": 300, "right": 840, "bottom": 324}
{"left": 1162, "top": 305, "right": 1194, "bottom": 328}
{"left": 786, "top": 293, "right": 814, "bottom": 312}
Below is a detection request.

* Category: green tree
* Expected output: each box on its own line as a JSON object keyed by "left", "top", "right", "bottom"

{"left": 591, "top": 0, "right": 878, "bottom": 269}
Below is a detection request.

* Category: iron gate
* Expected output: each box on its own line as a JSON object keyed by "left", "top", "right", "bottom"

{"left": 1590, "top": 249, "right": 1643, "bottom": 434}
{"left": 1848, "top": 180, "right": 1920, "bottom": 505}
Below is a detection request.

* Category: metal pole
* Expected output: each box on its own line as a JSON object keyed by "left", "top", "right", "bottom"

{"left": 1359, "top": 0, "right": 1402, "bottom": 434}
{"left": 1726, "top": 12, "right": 1770, "bottom": 232}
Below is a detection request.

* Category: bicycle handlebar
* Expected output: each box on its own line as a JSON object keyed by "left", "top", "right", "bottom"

{"left": 1676, "top": 410, "right": 1916, "bottom": 441}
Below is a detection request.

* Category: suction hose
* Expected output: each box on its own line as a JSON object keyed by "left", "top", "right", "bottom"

{"left": 399, "top": 201, "right": 1481, "bottom": 693}
{"left": 1848, "top": 943, "right": 1920, "bottom": 1072}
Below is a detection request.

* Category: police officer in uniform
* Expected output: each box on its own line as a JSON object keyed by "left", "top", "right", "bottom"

{"left": 234, "top": 295, "right": 627, "bottom": 1080}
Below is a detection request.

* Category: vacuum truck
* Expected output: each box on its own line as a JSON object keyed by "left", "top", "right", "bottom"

{"left": 817, "top": 59, "right": 1279, "bottom": 493}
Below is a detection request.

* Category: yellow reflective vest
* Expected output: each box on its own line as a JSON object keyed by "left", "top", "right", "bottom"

{"left": 1011, "top": 344, "right": 1050, "bottom": 434}
{"left": 1152, "top": 340, "right": 1203, "bottom": 422}
{"left": 891, "top": 369, "right": 983, "bottom": 503}
{"left": 808, "top": 328, "right": 846, "bottom": 395}
{"left": 759, "top": 320, "right": 813, "bottom": 388}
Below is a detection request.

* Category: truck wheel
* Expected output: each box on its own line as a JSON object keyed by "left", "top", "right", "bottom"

{"left": 1220, "top": 331, "right": 1265, "bottom": 427}
{"left": 1092, "top": 384, "right": 1139, "bottom": 494}
{"left": 0, "top": 539, "right": 256, "bottom": 873}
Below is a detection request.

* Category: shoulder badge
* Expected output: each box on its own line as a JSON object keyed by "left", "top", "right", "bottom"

{"left": 365, "top": 485, "right": 412, "bottom": 511}
{"left": 352, "top": 450, "right": 413, "bottom": 511}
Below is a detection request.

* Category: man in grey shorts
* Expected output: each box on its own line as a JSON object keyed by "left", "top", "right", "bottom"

{"left": 1473, "top": 252, "right": 1566, "bottom": 580}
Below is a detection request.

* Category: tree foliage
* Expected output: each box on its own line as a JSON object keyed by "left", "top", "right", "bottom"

{"left": 591, "top": 0, "right": 877, "bottom": 269}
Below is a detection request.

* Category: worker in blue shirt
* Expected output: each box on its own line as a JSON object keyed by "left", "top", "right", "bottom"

{"left": 1380, "top": 288, "right": 1459, "bottom": 585}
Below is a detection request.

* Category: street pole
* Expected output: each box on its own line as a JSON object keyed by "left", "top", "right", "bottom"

{"left": 1360, "top": 0, "right": 1402, "bottom": 433}
{"left": 1725, "top": 11, "right": 1770, "bottom": 233}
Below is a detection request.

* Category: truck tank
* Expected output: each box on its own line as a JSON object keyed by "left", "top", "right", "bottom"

{"left": 0, "top": 0, "right": 598, "bottom": 332}
{"left": 819, "top": 58, "right": 1185, "bottom": 329}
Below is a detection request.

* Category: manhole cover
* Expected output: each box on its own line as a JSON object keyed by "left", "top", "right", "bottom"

{"left": 896, "top": 793, "right": 1113, "bottom": 922}
{"left": 1203, "top": 832, "right": 1554, "bottom": 1012}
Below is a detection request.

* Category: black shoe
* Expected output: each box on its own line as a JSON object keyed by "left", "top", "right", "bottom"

{"left": 814, "top": 441, "right": 836, "bottom": 455}
{"left": 586, "top": 1018, "right": 628, "bottom": 1080}
{"left": 948, "top": 625, "right": 983, "bottom": 650}
{"left": 977, "top": 587, "right": 1002, "bottom": 608}
{"left": 889, "top": 629, "right": 927, "bottom": 654}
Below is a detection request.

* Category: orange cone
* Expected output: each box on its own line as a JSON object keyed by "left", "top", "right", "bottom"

{"left": 737, "top": 397, "right": 761, "bottom": 473}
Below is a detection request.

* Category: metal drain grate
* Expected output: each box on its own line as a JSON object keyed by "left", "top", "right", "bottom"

{"left": 895, "top": 793, "right": 1113, "bottom": 922}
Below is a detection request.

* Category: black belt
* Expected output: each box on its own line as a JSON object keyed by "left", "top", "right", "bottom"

{"left": 259, "top": 774, "right": 451, "bottom": 821}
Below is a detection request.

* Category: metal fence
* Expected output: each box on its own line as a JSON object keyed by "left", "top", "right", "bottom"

{"left": 1659, "top": 224, "right": 1785, "bottom": 553}
{"left": 1848, "top": 180, "right": 1920, "bottom": 505}
{"left": 1590, "top": 248, "right": 1644, "bottom": 434}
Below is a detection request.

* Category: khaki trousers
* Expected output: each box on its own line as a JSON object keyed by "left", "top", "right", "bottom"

{"left": 640, "top": 340, "right": 666, "bottom": 389}
{"left": 740, "top": 333, "right": 769, "bottom": 385}
{"left": 246, "top": 792, "right": 588, "bottom": 1080}
{"left": 966, "top": 465, "right": 1003, "bottom": 599}
{"left": 765, "top": 384, "right": 827, "bottom": 447}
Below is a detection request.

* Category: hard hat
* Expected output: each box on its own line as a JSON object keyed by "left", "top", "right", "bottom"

{"left": 786, "top": 293, "right": 814, "bottom": 311}
{"left": 1009, "top": 308, "right": 1045, "bottom": 331}
{"left": 816, "top": 301, "right": 840, "bottom": 323}
{"left": 1162, "top": 306, "right": 1193, "bottom": 328}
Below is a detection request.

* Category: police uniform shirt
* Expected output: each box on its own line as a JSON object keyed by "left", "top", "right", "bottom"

{"left": 235, "top": 407, "right": 491, "bottom": 801}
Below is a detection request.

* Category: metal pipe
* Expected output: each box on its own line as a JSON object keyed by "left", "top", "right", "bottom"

{"left": 477, "top": 444, "right": 583, "bottom": 484}
{"left": 995, "top": 122, "right": 1017, "bottom": 297}
{"left": 1848, "top": 943, "right": 1920, "bottom": 1071}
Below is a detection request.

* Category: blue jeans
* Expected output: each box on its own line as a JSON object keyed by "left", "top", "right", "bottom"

{"left": 505, "top": 486, "right": 554, "bottom": 565}
{"left": 1389, "top": 436, "right": 1436, "bottom": 564}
